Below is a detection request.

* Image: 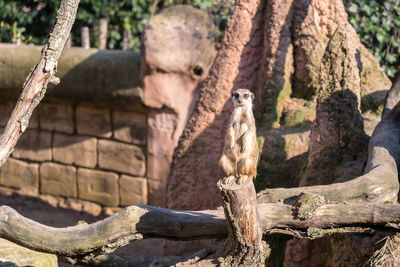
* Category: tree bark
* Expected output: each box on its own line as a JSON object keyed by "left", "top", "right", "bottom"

{"left": 81, "top": 26, "right": 90, "bottom": 49}
{"left": 218, "top": 179, "right": 265, "bottom": 266}
{"left": 3, "top": 201, "right": 400, "bottom": 263}
{"left": 98, "top": 18, "right": 108, "bottom": 50}
{"left": 0, "top": 0, "right": 80, "bottom": 167}
{"left": 122, "top": 29, "right": 131, "bottom": 51}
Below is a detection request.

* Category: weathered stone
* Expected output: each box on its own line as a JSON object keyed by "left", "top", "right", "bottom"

{"left": 0, "top": 158, "right": 39, "bottom": 194}
{"left": 39, "top": 102, "right": 74, "bottom": 134}
{"left": 53, "top": 133, "right": 97, "bottom": 168}
{"left": 119, "top": 175, "right": 147, "bottom": 206}
{"left": 78, "top": 168, "right": 119, "bottom": 206}
{"left": 12, "top": 130, "right": 52, "bottom": 161}
{"left": 40, "top": 162, "right": 77, "bottom": 198}
{"left": 112, "top": 110, "right": 147, "bottom": 145}
{"left": 148, "top": 179, "right": 166, "bottom": 207}
{"left": 142, "top": 5, "right": 215, "bottom": 82}
{"left": 104, "top": 207, "right": 121, "bottom": 216}
{"left": 76, "top": 105, "right": 112, "bottom": 138}
{"left": 147, "top": 154, "right": 171, "bottom": 181}
{"left": 301, "top": 25, "right": 369, "bottom": 186}
{"left": 98, "top": 140, "right": 145, "bottom": 176}
{"left": 258, "top": 127, "right": 310, "bottom": 189}
{"left": 0, "top": 238, "right": 58, "bottom": 267}
{"left": 280, "top": 98, "right": 316, "bottom": 128}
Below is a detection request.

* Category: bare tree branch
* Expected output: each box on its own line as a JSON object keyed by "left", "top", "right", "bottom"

{"left": 0, "top": 0, "right": 80, "bottom": 167}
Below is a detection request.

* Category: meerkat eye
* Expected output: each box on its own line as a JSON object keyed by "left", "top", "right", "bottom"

{"left": 234, "top": 93, "right": 239, "bottom": 99}
{"left": 243, "top": 93, "right": 249, "bottom": 99}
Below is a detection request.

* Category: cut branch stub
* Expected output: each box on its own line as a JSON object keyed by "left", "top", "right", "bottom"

{"left": 217, "top": 179, "right": 266, "bottom": 266}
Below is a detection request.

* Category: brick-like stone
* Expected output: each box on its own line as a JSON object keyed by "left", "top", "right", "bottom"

{"left": 0, "top": 100, "right": 13, "bottom": 127}
{"left": 53, "top": 133, "right": 97, "bottom": 168}
{"left": 119, "top": 175, "right": 147, "bottom": 206}
{"left": 76, "top": 106, "right": 112, "bottom": 138}
{"left": 112, "top": 110, "right": 147, "bottom": 144}
{"left": 39, "top": 103, "right": 74, "bottom": 133}
{"left": 0, "top": 158, "right": 39, "bottom": 194}
{"left": 78, "top": 168, "right": 119, "bottom": 206}
{"left": 12, "top": 130, "right": 52, "bottom": 161}
{"left": 98, "top": 140, "right": 146, "bottom": 176}
{"left": 40, "top": 162, "right": 77, "bottom": 197}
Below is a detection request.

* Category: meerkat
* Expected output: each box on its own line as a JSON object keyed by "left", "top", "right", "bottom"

{"left": 219, "top": 88, "right": 258, "bottom": 184}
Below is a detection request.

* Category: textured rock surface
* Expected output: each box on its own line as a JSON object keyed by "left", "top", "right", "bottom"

{"left": 119, "top": 175, "right": 148, "bottom": 206}
{"left": 0, "top": 158, "right": 39, "bottom": 194}
{"left": 12, "top": 130, "right": 52, "bottom": 162}
{"left": 39, "top": 103, "right": 74, "bottom": 134}
{"left": 142, "top": 5, "right": 216, "bottom": 207}
{"left": 301, "top": 25, "right": 369, "bottom": 186}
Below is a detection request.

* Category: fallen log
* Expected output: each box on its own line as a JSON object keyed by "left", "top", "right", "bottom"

{"left": 2, "top": 199, "right": 400, "bottom": 262}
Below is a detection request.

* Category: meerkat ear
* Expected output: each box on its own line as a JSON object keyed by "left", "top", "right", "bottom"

{"left": 250, "top": 92, "right": 255, "bottom": 101}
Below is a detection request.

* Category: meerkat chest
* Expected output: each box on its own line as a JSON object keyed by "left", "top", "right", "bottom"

{"left": 231, "top": 107, "right": 249, "bottom": 138}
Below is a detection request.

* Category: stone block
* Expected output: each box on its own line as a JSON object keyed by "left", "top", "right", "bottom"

{"left": 76, "top": 105, "right": 112, "bottom": 138}
{"left": 0, "top": 158, "right": 39, "bottom": 194}
{"left": 53, "top": 133, "right": 97, "bottom": 168}
{"left": 98, "top": 140, "right": 146, "bottom": 176}
{"left": 78, "top": 168, "right": 119, "bottom": 206}
{"left": 40, "top": 162, "right": 77, "bottom": 197}
{"left": 112, "top": 110, "right": 147, "bottom": 144}
{"left": 39, "top": 102, "right": 74, "bottom": 133}
{"left": 148, "top": 179, "right": 166, "bottom": 207}
{"left": 12, "top": 130, "right": 52, "bottom": 161}
{"left": 119, "top": 175, "right": 147, "bottom": 206}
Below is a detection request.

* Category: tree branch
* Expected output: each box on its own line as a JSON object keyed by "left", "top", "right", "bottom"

{"left": 2, "top": 200, "right": 400, "bottom": 261}
{"left": 0, "top": 0, "right": 80, "bottom": 167}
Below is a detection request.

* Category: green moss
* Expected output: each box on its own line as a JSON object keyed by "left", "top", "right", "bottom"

{"left": 295, "top": 193, "right": 325, "bottom": 220}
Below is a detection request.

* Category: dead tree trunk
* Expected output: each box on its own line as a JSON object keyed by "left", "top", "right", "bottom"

{"left": 218, "top": 179, "right": 265, "bottom": 266}
{"left": 122, "top": 29, "right": 131, "bottom": 51}
{"left": 98, "top": 18, "right": 107, "bottom": 50}
{"left": 81, "top": 26, "right": 90, "bottom": 49}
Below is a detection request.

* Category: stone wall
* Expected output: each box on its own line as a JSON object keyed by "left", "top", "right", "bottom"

{"left": 0, "top": 45, "right": 155, "bottom": 216}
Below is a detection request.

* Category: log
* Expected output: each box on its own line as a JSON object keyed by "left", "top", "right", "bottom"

{"left": 218, "top": 179, "right": 265, "bottom": 266}
{"left": 0, "top": 0, "right": 80, "bottom": 167}
{"left": 2, "top": 201, "right": 400, "bottom": 262}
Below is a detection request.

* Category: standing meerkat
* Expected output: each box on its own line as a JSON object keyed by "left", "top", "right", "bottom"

{"left": 219, "top": 88, "right": 258, "bottom": 184}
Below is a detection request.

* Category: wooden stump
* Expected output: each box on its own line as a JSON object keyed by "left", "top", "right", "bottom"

{"left": 217, "top": 179, "right": 266, "bottom": 266}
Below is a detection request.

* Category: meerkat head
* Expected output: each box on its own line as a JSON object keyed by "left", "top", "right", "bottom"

{"left": 231, "top": 89, "right": 254, "bottom": 107}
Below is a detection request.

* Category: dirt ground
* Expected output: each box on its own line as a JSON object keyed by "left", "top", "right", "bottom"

{"left": 0, "top": 192, "right": 213, "bottom": 266}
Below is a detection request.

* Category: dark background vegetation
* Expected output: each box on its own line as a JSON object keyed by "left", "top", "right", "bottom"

{"left": 0, "top": 0, "right": 399, "bottom": 78}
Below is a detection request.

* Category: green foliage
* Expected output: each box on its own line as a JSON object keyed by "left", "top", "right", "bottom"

{"left": 345, "top": 0, "right": 400, "bottom": 77}
{"left": 0, "top": 0, "right": 233, "bottom": 51}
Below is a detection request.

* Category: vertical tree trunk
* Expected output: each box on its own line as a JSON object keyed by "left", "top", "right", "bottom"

{"left": 122, "top": 29, "right": 131, "bottom": 51}
{"left": 98, "top": 18, "right": 108, "bottom": 50}
{"left": 81, "top": 26, "right": 90, "bottom": 49}
{"left": 218, "top": 179, "right": 266, "bottom": 266}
